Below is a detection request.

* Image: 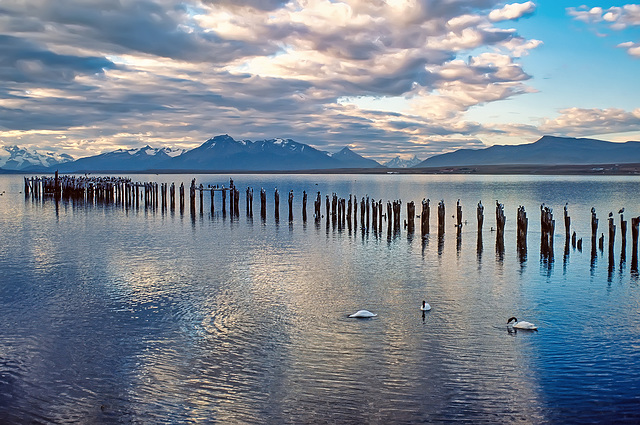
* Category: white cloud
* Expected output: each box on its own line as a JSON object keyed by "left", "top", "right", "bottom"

{"left": 540, "top": 107, "right": 640, "bottom": 136}
{"left": 489, "top": 1, "right": 536, "bottom": 22}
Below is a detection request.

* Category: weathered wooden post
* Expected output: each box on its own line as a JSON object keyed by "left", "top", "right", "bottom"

{"left": 179, "top": 182, "right": 185, "bottom": 213}
{"left": 496, "top": 200, "right": 506, "bottom": 236}
{"left": 221, "top": 186, "right": 226, "bottom": 214}
{"left": 274, "top": 188, "right": 280, "bottom": 221}
{"left": 372, "top": 199, "right": 378, "bottom": 231}
{"left": 477, "top": 200, "right": 484, "bottom": 232}
{"left": 599, "top": 233, "right": 604, "bottom": 251}
{"left": 517, "top": 205, "right": 528, "bottom": 251}
{"left": 437, "top": 200, "right": 445, "bottom": 236}
{"left": 326, "top": 195, "right": 330, "bottom": 224}
{"left": 620, "top": 209, "right": 627, "bottom": 246}
{"left": 387, "top": 201, "right": 392, "bottom": 234}
{"left": 288, "top": 190, "right": 294, "bottom": 222}
{"left": 199, "top": 184, "right": 204, "bottom": 215}
{"left": 407, "top": 201, "right": 415, "bottom": 233}
{"left": 260, "top": 188, "right": 266, "bottom": 220}
{"left": 377, "top": 200, "right": 382, "bottom": 232}
{"left": 456, "top": 199, "right": 462, "bottom": 229}
{"left": 572, "top": 231, "right": 577, "bottom": 248}
{"left": 366, "top": 196, "right": 370, "bottom": 229}
{"left": 421, "top": 198, "right": 430, "bottom": 236}
{"left": 314, "top": 191, "right": 321, "bottom": 221}
{"left": 347, "top": 195, "right": 352, "bottom": 225}
{"left": 591, "top": 207, "right": 598, "bottom": 240}
{"left": 353, "top": 196, "right": 358, "bottom": 228}
{"left": 608, "top": 212, "right": 616, "bottom": 252}
{"left": 631, "top": 217, "right": 639, "bottom": 273}
{"left": 170, "top": 183, "right": 175, "bottom": 210}
{"left": 563, "top": 203, "right": 571, "bottom": 239}
{"left": 302, "top": 190, "right": 307, "bottom": 222}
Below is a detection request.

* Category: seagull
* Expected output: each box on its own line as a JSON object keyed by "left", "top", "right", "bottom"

{"left": 420, "top": 300, "right": 431, "bottom": 311}
{"left": 507, "top": 317, "right": 537, "bottom": 330}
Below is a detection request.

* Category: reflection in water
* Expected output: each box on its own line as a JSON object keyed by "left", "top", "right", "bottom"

{"left": 3, "top": 174, "right": 640, "bottom": 423}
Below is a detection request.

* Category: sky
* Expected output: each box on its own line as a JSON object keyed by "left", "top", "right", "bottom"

{"left": 0, "top": 0, "right": 639, "bottom": 162}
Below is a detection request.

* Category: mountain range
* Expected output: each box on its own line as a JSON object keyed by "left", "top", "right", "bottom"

{"left": 384, "top": 155, "right": 421, "bottom": 168}
{"left": 415, "top": 136, "right": 640, "bottom": 167}
{"left": 0, "top": 145, "right": 74, "bottom": 171}
{"left": 2, "top": 135, "right": 639, "bottom": 173}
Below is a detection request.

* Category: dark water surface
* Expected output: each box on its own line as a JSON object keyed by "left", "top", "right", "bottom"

{"left": 1, "top": 174, "right": 640, "bottom": 424}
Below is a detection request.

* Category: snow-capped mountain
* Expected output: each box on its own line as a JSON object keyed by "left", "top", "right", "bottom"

{"left": 165, "top": 135, "right": 351, "bottom": 171}
{"left": 331, "top": 147, "right": 383, "bottom": 168}
{"left": 35, "top": 135, "right": 386, "bottom": 172}
{"left": 384, "top": 155, "right": 421, "bottom": 168}
{"left": 55, "top": 145, "right": 186, "bottom": 172}
{"left": 0, "top": 145, "right": 74, "bottom": 170}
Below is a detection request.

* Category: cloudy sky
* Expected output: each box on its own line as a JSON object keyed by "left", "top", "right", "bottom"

{"left": 0, "top": 0, "right": 639, "bottom": 161}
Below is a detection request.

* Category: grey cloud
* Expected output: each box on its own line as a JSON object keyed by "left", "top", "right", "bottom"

{"left": 0, "top": 35, "right": 115, "bottom": 84}
{"left": 1, "top": 0, "right": 275, "bottom": 63}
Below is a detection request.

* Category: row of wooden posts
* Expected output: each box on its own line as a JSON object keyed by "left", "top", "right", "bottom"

{"left": 25, "top": 174, "right": 640, "bottom": 257}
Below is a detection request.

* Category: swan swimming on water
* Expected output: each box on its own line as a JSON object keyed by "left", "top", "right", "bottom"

{"left": 349, "top": 310, "right": 377, "bottom": 318}
{"left": 420, "top": 300, "right": 431, "bottom": 311}
{"left": 507, "top": 316, "right": 537, "bottom": 330}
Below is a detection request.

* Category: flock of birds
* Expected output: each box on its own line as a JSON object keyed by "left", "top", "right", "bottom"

{"left": 348, "top": 301, "right": 538, "bottom": 330}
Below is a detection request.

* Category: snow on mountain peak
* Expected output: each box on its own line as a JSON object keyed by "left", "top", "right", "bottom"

{"left": 0, "top": 145, "right": 74, "bottom": 170}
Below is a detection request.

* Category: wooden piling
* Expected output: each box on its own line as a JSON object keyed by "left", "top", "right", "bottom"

{"left": 288, "top": 190, "right": 294, "bottom": 222}
{"left": 456, "top": 199, "right": 462, "bottom": 228}
{"left": 260, "top": 188, "right": 266, "bottom": 220}
{"left": 437, "top": 200, "right": 445, "bottom": 236}
{"left": 591, "top": 207, "right": 598, "bottom": 240}
{"left": 631, "top": 217, "right": 639, "bottom": 273}
{"left": 564, "top": 203, "right": 570, "bottom": 238}
{"left": 421, "top": 198, "right": 430, "bottom": 236}
{"left": 302, "top": 190, "right": 307, "bottom": 222}
{"left": 274, "top": 188, "right": 280, "bottom": 221}
{"left": 407, "top": 201, "right": 415, "bottom": 233}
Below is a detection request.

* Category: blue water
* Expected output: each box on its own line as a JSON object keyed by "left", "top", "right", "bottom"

{"left": 1, "top": 173, "right": 639, "bottom": 423}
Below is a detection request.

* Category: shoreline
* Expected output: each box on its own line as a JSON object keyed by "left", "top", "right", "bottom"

{"left": 3, "top": 162, "right": 640, "bottom": 175}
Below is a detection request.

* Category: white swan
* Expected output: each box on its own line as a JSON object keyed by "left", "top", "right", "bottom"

{"left": 349, "top": 310, "right": 377, "bottom": 318}
{"left": 420, "top": 300, "right": 431, "bottom": 311}
{"left": 507, "top": 316, "right": 537, "bottom": 330}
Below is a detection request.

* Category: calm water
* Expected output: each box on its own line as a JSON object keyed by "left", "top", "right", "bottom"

{"left": 1, "top": 173, "right": 640, "bottom": 424}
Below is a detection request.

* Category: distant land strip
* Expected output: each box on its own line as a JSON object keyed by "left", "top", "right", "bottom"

{"left": 3, "top": 163, "right": 640, "bottom": 175}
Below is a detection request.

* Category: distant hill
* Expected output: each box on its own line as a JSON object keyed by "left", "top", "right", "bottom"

{"left": 55, "top": 145, "right": 185, "bottom": 172}
{"left": 331, "top": 147, "right": 383, "bottom": 168}
{"left": 384, "top": 155, "right": 421, "bottom": 168}
{"left": 415, "top": 136, "right": 640, "bottom": 167}
{"left": 0, "top": 145, "right": 73, "bottom": 170}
